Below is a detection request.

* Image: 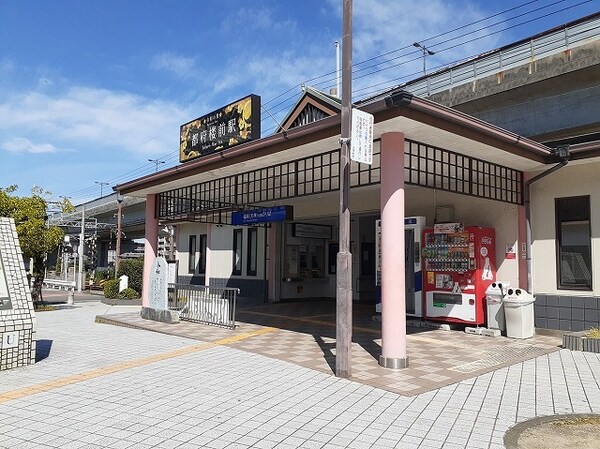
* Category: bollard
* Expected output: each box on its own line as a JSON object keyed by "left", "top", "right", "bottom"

{"left": 67, "top": 290, "right": 74, "bottom": 305}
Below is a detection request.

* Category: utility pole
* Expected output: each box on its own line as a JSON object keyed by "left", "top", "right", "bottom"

{"left": 413, "top": 42, "right": 435, "bottom": 75}
{"left": 336, "top": 0, "right": 352, "bottom": 379}
{"left": 77, "top": 205, "right": 85, "bottom": 293}
{"left": 95, "top": 181, "right": 109, "bottom": 198}
{"left": 148, "top": 158, "right": 165, "bottom": 172}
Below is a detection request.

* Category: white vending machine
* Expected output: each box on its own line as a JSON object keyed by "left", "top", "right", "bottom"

{"left": 376, "top": 216, "right": 425, "bottom": 317}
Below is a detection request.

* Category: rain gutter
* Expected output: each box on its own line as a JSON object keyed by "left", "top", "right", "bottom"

{"left": 384, "top": 91, "right": 553, "bottom": 162}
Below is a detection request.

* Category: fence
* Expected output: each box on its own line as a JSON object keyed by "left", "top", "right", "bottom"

{"left": 402, "top": 15, "right": 600, "bottom": 98}
{"left": 42, "top": 279, "right": 76, "bottom": 291}
{"left": 168, "top": 283, "right": 238, "bottom": 329}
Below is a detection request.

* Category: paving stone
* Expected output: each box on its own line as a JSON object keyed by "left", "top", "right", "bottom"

{"left": 0, "top": 301, "right": 597, "bottom": 449}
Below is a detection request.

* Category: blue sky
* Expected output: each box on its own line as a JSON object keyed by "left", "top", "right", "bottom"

{"left": 0, "top": 0, "right": 597, "bottom": 204}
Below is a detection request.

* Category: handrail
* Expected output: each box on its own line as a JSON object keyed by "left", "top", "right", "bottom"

{"left": 398, "top": 16, "right": 600, "bottom": 98}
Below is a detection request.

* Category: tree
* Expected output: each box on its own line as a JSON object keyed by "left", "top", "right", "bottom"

{"left": 0, "top": 185, "right": 72, "bottom": 305}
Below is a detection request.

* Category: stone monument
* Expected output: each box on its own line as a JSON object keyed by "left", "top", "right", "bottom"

{"left": 118, "top": 274, "right": 128, "bottom": 292}
{"left": 141, "top": 256, "right": 179, "bottom": 324}
{"left": 0, "top": 217, "right": 36, "bottom": 370}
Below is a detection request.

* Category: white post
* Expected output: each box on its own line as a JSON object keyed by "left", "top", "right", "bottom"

{"left": 78, "top": 205, "right": 85, "bottom": 292}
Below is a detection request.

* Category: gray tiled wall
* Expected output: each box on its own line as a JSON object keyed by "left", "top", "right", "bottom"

{"left": 534, "top": 294, "right": 599, "bottom": 332}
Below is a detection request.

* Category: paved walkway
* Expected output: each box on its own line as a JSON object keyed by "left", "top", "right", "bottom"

{"left": 0, "top": 297, "right": 598, "bottom": 449}
{"left": 99, "top": 300, "right": 562, "bottom": 396}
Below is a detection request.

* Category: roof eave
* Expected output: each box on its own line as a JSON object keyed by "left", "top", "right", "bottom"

{"left": 116, "top": 91, "right": 555, "bottom": 196}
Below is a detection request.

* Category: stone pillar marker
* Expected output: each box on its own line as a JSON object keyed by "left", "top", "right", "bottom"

{"left": 118, "top": 275, "right": 128, "bottom": 293}
{"left": 141, "top": 256, "right": 179, "bottom": 323}
{"left": 0, "top": 218, "right": 36, "bottom": 370}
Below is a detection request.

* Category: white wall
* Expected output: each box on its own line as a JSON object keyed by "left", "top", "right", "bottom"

{"left": 530, "top": 161, "right": 600, "bottom": 296}
{"left": 176, "top": 224, "right": 265, "bottom": 281}
{"left": 177, "top": 223, "right": 205, "bottom": 276}
{"left": 406, "top": 188, "right": 521, "bottom": 287}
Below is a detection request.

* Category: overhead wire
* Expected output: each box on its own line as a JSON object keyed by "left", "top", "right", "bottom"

{"left": 58, "top": 0, "right": 594, "bottom": 202}
{"left": 257, "top": 0, "right": 565, "bottom": 131}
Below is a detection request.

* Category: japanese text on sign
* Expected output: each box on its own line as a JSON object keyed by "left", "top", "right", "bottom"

{"left": 350, "top": 108, "right": 374, "bottom": 165}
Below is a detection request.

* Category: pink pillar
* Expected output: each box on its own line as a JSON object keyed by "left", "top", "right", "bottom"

{"left": 141, "top": 193, "right": 158, "bottom": 307}
{"left": 379, "top": 132, "right": 408, "bottom": 369}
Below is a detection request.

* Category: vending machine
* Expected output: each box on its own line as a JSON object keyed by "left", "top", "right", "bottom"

{"left": 422, "top": 224, "right": 495, "bottom": 325}
{"left": 376, "top": 216, "right": 425, "bottom": 317}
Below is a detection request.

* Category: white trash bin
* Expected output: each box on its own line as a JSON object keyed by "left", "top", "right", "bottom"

{"left": 503, "top": 288, "right": 535, "bottom": 339}
{"left": 485, "top": 282, "right": 510, "bottom": 332}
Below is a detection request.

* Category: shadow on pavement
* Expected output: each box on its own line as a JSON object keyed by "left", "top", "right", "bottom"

{"left": 36, "top": 339, "right": 53, "bottom": 362}
{"left": 236, "top": 298, "right": 431, "bottom": 364}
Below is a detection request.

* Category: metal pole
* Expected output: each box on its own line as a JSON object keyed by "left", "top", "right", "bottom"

{"left": 77, "top": 205, "right": 85, "bottom": 292}
{"left": 116, "top": 199, "right": 123, "bottom": 274}
{"left": 336, "top": 40, "right": 341, "bottom": 98}
{"left": 336, "top": 0, "right": 352, "bottom": 379}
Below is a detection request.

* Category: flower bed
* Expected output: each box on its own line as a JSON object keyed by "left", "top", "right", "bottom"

{"left": 563, "top": 330, "right": 600, "bottom": 353}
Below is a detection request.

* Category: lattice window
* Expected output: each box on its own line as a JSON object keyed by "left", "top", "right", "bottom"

{"left": 157, "top": 138, "right": 522, "bottom": 223}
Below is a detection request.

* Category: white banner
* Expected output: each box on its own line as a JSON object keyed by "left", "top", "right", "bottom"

{"left": 350, "top": 108, "right": 374, "bottom": 165}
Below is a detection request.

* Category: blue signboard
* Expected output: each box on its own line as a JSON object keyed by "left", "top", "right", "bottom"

{"left": 232, "top": 206, "right": 293, "bottom": 225}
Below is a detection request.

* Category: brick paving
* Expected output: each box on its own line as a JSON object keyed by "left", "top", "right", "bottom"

{"left": 0, "top": 297, "right": 598, "bottom": 449}
{"left": 99, "top": 300, "right": 561, "bottom": 396}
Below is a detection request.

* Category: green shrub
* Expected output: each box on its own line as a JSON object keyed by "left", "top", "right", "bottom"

{"left": 103, "top": 279, "right": 119, "bottom": 299}
{"left": 117, "top": 288, "right": 140, "bottom": 300}
{"left": 96, "top": 268, "right": 114, "bottom": 280}
{"left": 117, "top": 259, "right": 143, "bottom": 293}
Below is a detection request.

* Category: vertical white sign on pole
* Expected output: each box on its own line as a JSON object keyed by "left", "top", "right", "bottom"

{"left": 350, "top": 108, "right": 374, "bottom": 165}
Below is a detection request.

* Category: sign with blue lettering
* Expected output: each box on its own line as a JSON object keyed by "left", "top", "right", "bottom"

{"left": 232, "top": 206, "right": 293, "bottom": 225}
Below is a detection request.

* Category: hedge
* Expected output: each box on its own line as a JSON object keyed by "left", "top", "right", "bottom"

{"left": 103, "top": 279, "right": 119, "bottom": 299}
{"left": 117, "top": 259, "right": 143, "bottom": 293}
{"left": 117, "top": 287, "right": 140, "bottom": 299}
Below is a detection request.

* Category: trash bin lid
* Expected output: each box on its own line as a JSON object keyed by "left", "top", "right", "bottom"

{"left": 485, "top": 281, "right": 511, "bottom": 293}
{"left": 503, "top": 296, "right": 535, "bottom": 306}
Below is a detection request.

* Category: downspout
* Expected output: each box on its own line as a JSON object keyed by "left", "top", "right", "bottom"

{"left": 263, "top": 224, "right": 268, "bottom": 303}
{"left": 525, "top": 145, "right": 570, "bottom": 293}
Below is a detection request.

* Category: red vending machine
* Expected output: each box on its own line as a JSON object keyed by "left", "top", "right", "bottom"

{"left": 422, "top": 224, "right": 495, "bottom": 325}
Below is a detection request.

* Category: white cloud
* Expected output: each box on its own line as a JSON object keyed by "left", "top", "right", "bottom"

{"left": 1, "top": 137, "right": 58, "bottom": 154}
{"left": 325, "top": 0, "right": 500, "bottom": 95}
{"left": 151, "top": 52, "right": 196, "bottom": 78}
{"left": 221, "top": 6, "right": 295, "bottom": 33}
{"left": 0, "top": 86, "right": 196, "bottom": 157}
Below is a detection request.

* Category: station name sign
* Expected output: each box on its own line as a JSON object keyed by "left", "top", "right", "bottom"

{"left": 232, "top": 205, "right": 293, "bottom": 226}
{"left": 180, "top": 94, "right": 261, "bottom": 163}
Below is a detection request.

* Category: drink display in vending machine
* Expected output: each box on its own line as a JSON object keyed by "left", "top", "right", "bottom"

{"left": 422, "top": 224, "right": 496, "bottom": 325}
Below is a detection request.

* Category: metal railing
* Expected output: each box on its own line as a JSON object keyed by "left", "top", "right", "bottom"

{"left": 400, "top": 15, "right": 600, "bottom": 98}
{"left": 168, "top": 283, "right": 238, "bottom": 329}
{"left": 42, "top": 279, "right": 76, "bottom": 291}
